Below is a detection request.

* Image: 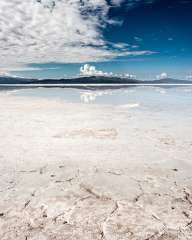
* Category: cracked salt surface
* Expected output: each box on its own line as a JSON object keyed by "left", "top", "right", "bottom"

{"left": 0, "top": 87, "right": 192, "bottom": 239}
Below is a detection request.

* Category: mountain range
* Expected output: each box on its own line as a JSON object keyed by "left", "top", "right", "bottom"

{"left": 0, "top": 75, "right": 191, "bottom": 85}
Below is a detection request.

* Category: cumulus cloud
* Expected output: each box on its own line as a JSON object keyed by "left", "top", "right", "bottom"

{"left": 156, "top": 72, "right": 168, "bottom": 80}
{"left": 124, "top": 73, "right": 137, "bottom": 79}
{"left": 0, "top": 0, "right": 155, "bottom": 68}
{"left": 80, "top": 64, "right": 113, "bottom": 76}
{"left": 80, "top": 64, "right": 137, "bottom": 79}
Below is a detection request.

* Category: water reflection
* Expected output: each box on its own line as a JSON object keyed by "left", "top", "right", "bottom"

{"left": 1, "top": 86, "right": 192, "bottom": 115}
{"left": 80, "top": 90, "right": 113, "bottom": 103}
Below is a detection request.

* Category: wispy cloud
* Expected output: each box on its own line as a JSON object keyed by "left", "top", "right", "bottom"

{"left": 111, "top": 0, "right": 156, "bottom": 8}
{"left": 0, "top": 0, "right": 155, "bottom": 68}
{"left": 111, "top": 0, "right": 125, "bottom": 6}
{"left": 123, "top": 0, "right": 156, "bottom": 9}
{"left": 134, "top": 36, "right": 143, "bottom": 42}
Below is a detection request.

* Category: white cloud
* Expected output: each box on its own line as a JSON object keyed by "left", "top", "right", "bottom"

{"left": 186, "top": 74, "right": 192, "bottom": 80}
{"left": 80, "top": 64, "right": 113, "bottom": 76}
{"left": 0, "top": 71, "right": 10, "bottom": 77}
{"left": 112, "top": 0, "right": 156, "bottom": 7}
{"left": 111, "top": 0, "right": 125, "bottom": 6}
{"left": 0, "top": 0, "right": 155, "bottom": 68}
{"left": 80, "top": 64, "right": 137, "bottom": 79}
{"left": 156, "top": 72, "right": 168, "bottom": 80}
{"left": 125, "top": 0, "right": 156, "bottom": 9}
{"left": 112, "top": 42, "right": 130, "bottom": 49}
{"left": 124, "top": 73, "right": 137, "bottom": 79}
{"left": 134, "top": 36, "right": 143, "bottom": 42}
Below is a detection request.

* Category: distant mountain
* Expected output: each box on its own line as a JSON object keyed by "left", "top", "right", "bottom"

{"left": 145, "top": 78, "right": 192, "bottom": 84}
{"left": 0, "top": 75, "right": 191, "bottom": 85}
{"left": 0, "top": 76, "right": 34, "bottom": 84}
{"left": 32, "top": 76, "right": 140, "bottom": 84}
{"left": 0, "top": 76, "right": 140, "bottom": 84}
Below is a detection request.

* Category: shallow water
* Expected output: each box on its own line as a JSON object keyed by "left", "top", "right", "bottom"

{"left": 2, "top": 85, "right": 192, "bottom": 116}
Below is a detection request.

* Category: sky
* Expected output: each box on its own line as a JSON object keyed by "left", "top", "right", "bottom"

{"left": 0, "top": 0, "right": 192, "bottom": 80}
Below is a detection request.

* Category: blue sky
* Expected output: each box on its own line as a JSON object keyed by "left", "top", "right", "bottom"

{"left": 0, "top": 0, "right": 192, "bottom": 80}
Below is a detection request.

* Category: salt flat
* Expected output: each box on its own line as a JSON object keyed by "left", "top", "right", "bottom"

{"left": 0, "top": 90, "right": 192, "bottom": 240}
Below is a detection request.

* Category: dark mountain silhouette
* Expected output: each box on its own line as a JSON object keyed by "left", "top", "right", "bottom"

{"left": 0, "top": 76, "right": 34, "bottom": 84}
{"left": 144, "top": 78, "right": 191, "bottom": 84}
{"left": 32, "top": 76, "right": 140, "bottom": 84}
{"left": 0, "top": 75, "right": 191, "bottom": 85}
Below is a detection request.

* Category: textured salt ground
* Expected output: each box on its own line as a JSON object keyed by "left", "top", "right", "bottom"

{"left": 0, "top": 94, "right": 192, "bottom": 239}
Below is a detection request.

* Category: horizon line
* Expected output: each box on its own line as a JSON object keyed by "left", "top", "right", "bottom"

{"left": 1, "top": 83, "right": 192, "bottom": 87}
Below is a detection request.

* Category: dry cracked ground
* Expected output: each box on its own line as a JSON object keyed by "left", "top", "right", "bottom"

{"left": 0, "top": 94, "right": 192, "bottom": 239}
